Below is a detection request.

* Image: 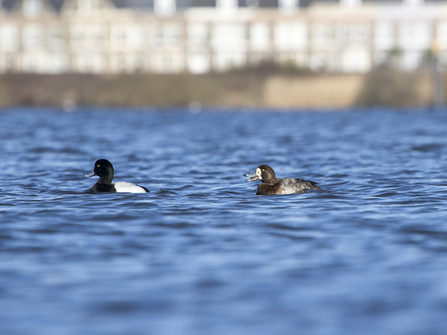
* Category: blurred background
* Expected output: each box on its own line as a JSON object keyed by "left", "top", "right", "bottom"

{"left": 0, "top": 0, "right": 445, "bottom": 108}
{"left": 2, "top": 2, "right": 447, "bottom": 335}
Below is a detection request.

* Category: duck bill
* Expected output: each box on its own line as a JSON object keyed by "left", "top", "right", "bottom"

{"left": 85, "top": 171, "right": 96, "bottom": 178}
{"left": 244, "top": 171, "right": 259, "bottom": 182}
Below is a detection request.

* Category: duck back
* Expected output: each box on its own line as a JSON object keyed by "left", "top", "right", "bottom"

{"left": 256, "top": 178, "right": 320, "bottom": 195}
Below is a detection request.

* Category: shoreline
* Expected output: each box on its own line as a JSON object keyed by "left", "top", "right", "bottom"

{"left": 0, "top": 71, "right": 440, "bottom": 109}
{"left": 0, "top": 105, "right": 439, "bottom": 114}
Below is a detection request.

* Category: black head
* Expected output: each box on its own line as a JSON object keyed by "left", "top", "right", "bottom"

{"left": 85, "top": 159, "right": 114, "bottom": 183}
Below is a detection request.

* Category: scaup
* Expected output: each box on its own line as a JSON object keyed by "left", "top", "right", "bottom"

{"left": 244, "top": 164, "right": 320, "bottom": 195}
{"left": 85, "top": 159, "right": 149, "bottom": 193}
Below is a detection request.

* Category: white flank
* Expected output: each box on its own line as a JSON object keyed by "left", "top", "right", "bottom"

{"left": 114, "top": 182, "right": 147, "bottom": 193}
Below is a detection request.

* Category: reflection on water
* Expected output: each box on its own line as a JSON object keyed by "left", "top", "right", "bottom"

{"left": 0, "top": 108, "right": 447, "bottom": 335}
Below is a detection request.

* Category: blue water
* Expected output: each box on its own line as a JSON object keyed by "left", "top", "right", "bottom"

{"left": 1, "top": 108, "right": 447, "bottom": 335}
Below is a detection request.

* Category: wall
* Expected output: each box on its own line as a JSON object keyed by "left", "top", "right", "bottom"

{"left": 0, "top": 71, "right": 437, "bottom": 109}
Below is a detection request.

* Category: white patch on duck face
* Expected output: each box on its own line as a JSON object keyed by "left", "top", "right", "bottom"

{"left": 256, "top": 168, "right": 262, "bottom": 180}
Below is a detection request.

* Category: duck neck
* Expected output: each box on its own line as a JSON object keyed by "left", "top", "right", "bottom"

{"left": 262, "top": 177, "right": 275, "bottom": 186}
{"left": 264, "top": 172, "right": 277, "bottom": 185}
{"left": 98, "top": 171, "right": 114, "bottom": 185}
{"left": 266, "top": 179, "right": 276, "bottom": 186}
{"left": 98, "top": 177, "right": 113, "bottom": 185}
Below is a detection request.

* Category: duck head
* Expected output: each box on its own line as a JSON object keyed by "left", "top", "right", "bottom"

{"left": 85, "top": 159, "right": 114, "bottom": 184}
{"left": 244, "top": 164, "right": 277, "bottom": 185}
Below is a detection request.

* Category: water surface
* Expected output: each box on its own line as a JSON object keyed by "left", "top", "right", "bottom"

{"left": 1, "top": 108, "right": 447, "bottom": 335}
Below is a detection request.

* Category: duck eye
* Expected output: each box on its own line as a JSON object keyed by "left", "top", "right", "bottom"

{"left": 262, "top": 169, "right": 265, "bottom": 171}
{"left": 97, "top": 165, "right": 100, "bottom": 167}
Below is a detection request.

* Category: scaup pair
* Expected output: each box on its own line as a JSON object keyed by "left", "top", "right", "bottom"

{"left": 86, "top": 160, "right": 320, "bottom": 196}
{"left": 245, "top": 164, "right": 320, "bottom": 195}
{"left": 85, "top": 159, "right": 149, "bottom": 193}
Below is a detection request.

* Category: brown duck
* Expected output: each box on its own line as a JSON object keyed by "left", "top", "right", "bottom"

{"left": 244, "top": 164, "right": 320, "bottom": 195}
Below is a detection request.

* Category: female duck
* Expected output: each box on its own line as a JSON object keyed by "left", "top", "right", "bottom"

{"left": 244, "top": 164, "right": 320, "bottom": 195}
{"left": 85, "top": 159, "right": 149, "bottom": 193}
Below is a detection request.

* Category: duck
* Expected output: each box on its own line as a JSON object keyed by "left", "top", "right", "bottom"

{"left": 244, "top": 164, "right": 320, "bottom": 195}
{"left": 85, "top": 159, "right": 149, "bottom": 193}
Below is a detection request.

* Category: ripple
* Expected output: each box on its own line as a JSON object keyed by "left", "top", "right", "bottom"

{"left": 267, "top": 223, "right": 311, "bottom": 231}
{"left": 399, "top": 227, "right": 447, "bottom": 239}
{"left": 152, "top": 222, "right": 198, "bottom": 229}
{"left": 411, "top": 144, "right": 443, "bottom": 152}
{"left": 372, "top": 191, "right": 400, "bottom": 197}
{"left": 267, "top": 232, "right": 316, "bottom": 241}
{"left": 1, "top": 108, "right": 447, "bottom": 335}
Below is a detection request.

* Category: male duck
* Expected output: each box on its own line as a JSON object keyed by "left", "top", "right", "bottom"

{"left": 244, "top": 164, "right": 320, "bottom": 195}
{"left": 85, "top": 159, "right": 149, "bottom": 193}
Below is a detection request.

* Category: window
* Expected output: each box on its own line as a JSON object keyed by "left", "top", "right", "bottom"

{"left": 111, "top": 24, "right": 126, "bottom": 47}
{"left": 212, "top": 23, "right": 246, "bottom": 50}
{"left": 155, "top": 25, "right": 164, "bottom": 47}
{"left": 93, "top": 25, "right": 104, "bottom": 46}
{"left": 250, "top": 23, "right": 269, "bottom": 51}
{"left": 163, "top": 55, "right": 172, "bottom": 72}
{"left": 399, "top": 22, "right": 431, "bottom": 50}
{"left": 86, "top": 25, "right": 103, "bottom": 48}
{"left": 309, "top": 53, "right": 326, "bottom": 71}
{"left": 50, "top": 54, "right": 68, "bottom": 73}
{"left": 133, "top": 54, "right": 142, "bottom": 71}
{"left": 213, "top": 52, "right": 245, "bottom": 71}
{"left": 165, "top": 24, "right": 181, "bottom": 46}
{"left": 401, "top": 50, "right": 423, "bottom": 70}
{"left": 187, "top": 52, "right": 210, "bottom": 74}
{"left": 274, "top": 22, "right": 307, "bottom": 50}
{"left": 47, "top": 26, "right": 64, "bottom": 51}
{"left": 187, "top": 23, "right": 208, "bottom": 47}
{"left": 0, "top": 25, "right": 18, "bottom": 52}
{"left": 23, "top": 24, "right": 41, "bottom": 49}
{"left": 342, "top": 49, "right": 371, "bottom": 73}
{"left": 374, "top": 21, "right": 394, "bottom": 50}
{"left": 340, "top": 24, "right": 368, "bottom": 45}
{"left": 5, "top": 54, "right": 14, "bottom": 71}
{"left": 128, "top": 25, "right": 143, "bottom": 49}
{"left": 71, "top": 25, "right": 84, "bottom": 47}
{"left": 312, "top": 24, "right": 331, "bottom": 47}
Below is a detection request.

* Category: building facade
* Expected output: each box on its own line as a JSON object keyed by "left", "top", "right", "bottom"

{"left": 0, "top": 0, "right": 446, "bottom": 74}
